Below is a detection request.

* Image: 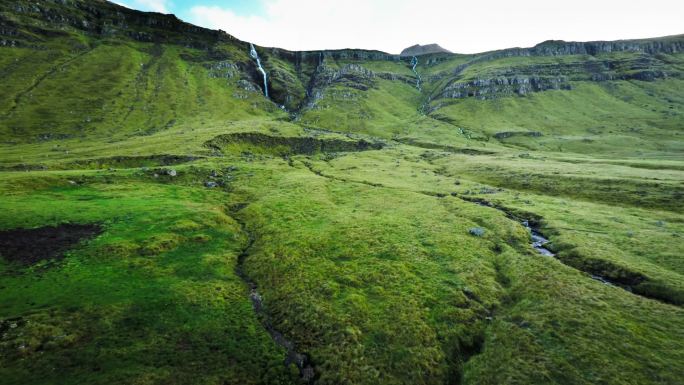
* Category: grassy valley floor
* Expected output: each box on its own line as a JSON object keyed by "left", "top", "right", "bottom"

{"left": 1, "top": 1, "right": 683, "bottom": 383}
{"left": 1, "top": 123, "right": 682, "bottom": 385}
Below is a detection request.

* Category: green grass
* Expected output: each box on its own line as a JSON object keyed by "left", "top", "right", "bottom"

{"left": 1, "top": 2, "right": 683, "bottom": 385}
{"left": 426, "top": 80, "right": 684, "bottom": 155}
{"left": 0, "top": 169, "right": 298, "bottom": 385}
{"left": 0, "top": 39, "right": 281, "bottom": 143}
{"left": 2, "top": 142, "right": 683, "bottom": 384}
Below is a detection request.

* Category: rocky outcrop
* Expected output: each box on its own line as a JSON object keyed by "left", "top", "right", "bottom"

{"left": 458, "top": 36, "right": 683, "bottom": 67}
{"left": 206, "top": 61, "right": 238, "bottom": 79}
{"left": 530, "top": 38, "right": 683, "bottom": 56}
{"left": 437, "top": 76, "right": 571, "bottom": 100}
{"left": 4, "top": 0, "right": 682, "bottom": 112}
{"left": 376, "top": 72, "right": 416, "bottom": 85}
{"left": 400, "top": 43, "right": 452, "bottom": 57}
{"left": 431, "top": 51, "right": 677, "bottom": 101}
{"left": 303, "top": 63, "right": 376, "bottom": 108}
{"left": 1, "top": 0, "right": 238, "bottom": 49}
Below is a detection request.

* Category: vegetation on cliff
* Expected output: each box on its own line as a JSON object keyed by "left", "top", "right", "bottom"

{"left": 1, "top": 1, "right": 683, "bottom": 384}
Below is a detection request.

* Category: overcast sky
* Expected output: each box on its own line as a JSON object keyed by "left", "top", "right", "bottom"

{"left": 113, "top": 0, "right": 684, "bottom": 54}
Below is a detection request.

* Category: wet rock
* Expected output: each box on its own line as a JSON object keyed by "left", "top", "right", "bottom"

{"left": 204, "top": 181, "right": 218, "bottom": 188}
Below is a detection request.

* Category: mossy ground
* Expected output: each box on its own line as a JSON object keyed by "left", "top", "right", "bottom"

{"left": 1, "top": 2, "right": 683, "bottom": 384}
{"left": 2, "top": 131, "right": 682, "bottom": 384}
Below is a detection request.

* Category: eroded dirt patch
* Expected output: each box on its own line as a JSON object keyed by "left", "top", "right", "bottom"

{"left": 0, "top": 224, "right": 102, "bottom": 265}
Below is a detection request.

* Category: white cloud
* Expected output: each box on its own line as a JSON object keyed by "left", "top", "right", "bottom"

{"left": 111, "top": 0, "right": 131, "bottom": 8}
{"left": 188, "top": 0, "right": 684, "bottom": 54}
{"left": 130, "top": 0, "right": 171, "bottom": 14}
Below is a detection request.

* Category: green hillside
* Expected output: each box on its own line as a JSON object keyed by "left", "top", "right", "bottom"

{"left": 1, "top": 1, "right": 683, "bottom": 385}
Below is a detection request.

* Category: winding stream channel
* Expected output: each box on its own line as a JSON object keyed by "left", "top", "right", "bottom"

{"left": 521, "top": 219, "right": 555, "bottom": 257}
{"left": 229, "top": 161, "right": 672, "bottom": 382}
{"left": 232, "top": 214, "right": 316, "bottom": 384}
{"left": 520, "top": 220, "right": 617, "bottom": 286}
{"left": 463, "top": 197, "right": 622, "bottom": 289}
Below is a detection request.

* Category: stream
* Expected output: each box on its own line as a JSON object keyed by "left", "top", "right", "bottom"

{"left": 410, "top": 56, "right": 421, "bottom": 90}
{"left": 521, "top": 220, "right": 555, "bottom": 257}
{"left": 520, "top": 219, "right": 616, "bottom": 287}
{"left": 249, "top": 43, "right": 269, "bottom": 98}
{"left": 463, "top": 197, "right": 619, "bottom": 287}
{"left": 233, "top": 216, "right": 315, "bottom": 383}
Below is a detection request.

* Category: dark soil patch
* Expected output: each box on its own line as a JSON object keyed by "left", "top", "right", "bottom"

{"left": 0, "top": 224, "right": 103, "bottom": 265}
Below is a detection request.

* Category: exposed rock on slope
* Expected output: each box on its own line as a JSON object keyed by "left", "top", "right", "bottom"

{"left": 437, "top": 76, "right": 572, "bottom": 100}
{"left": 303, "top": 63, "right": 377, "bottom": 108}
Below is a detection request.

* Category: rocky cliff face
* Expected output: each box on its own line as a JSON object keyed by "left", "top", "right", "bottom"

{"left": 530, "top": 38, "right": 683, "bottom": 56}
{"left": 437, "top": 76, "right": 572, "bottom": 100}
{"left": 301, "top": 63, "right": 376, "bottom": 108}
{"left": 262, "top": 48, "right": 399, "bottom": 110}
{"left": 0, "top": 0, "right": 238, "bottom": 49}
{"left": 430, "top": 52, "right": 677, "bottom": 101}
{"left": 2, "top": 0, "right": 682, "bottom": 114}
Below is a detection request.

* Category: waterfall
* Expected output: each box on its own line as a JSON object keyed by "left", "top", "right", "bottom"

{"left": 249, "top": 43, "right": 269, "bottom": 98}
{"left": 411, "top": 56, "right": 421, "bottom": 90}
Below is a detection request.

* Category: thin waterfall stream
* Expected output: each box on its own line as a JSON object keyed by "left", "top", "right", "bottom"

{"left": 410, "top": 56, "right": 421, "bottom": 90}
{"left": 249, "top": 43, "right": 269, "bottom": 98}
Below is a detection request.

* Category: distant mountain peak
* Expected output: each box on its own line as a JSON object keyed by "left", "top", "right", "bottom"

{"left": 399, "top": 43, "right": 452, "bottom": 57}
